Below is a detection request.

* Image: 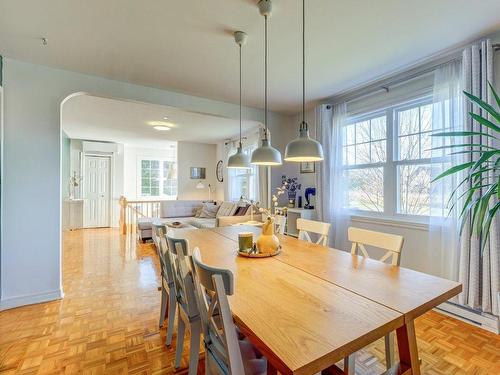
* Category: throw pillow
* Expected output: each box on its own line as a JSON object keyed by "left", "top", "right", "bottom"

{"left": 234, "top": 205, "right": 250, "bottom": 216}
{"left": 193, "top": 206, "right": 203, "bottom": 218}
{"left": 199, "top": 203, "right": 220, "bottom": 219}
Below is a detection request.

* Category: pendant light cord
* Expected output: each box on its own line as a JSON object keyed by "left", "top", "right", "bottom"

{"left": 301, "top": 0, "right": 306, "bottom": 130}
{"left": 239, "top": 42, "right": 242, "bottom": 148}
{"left": 264, "top": 14, "right": 268, "bottom": 141}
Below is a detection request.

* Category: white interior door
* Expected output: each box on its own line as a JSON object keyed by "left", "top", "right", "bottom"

{"left": 83, "top": 156, "right": 111, "bottom": 228}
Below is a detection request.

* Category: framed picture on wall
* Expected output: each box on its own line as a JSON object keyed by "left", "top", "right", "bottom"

{"left": 300, "top": 162, "right": 315, "bottom": 174}
{"left": 190, "top": 167, "right": 206, "bottom": 179}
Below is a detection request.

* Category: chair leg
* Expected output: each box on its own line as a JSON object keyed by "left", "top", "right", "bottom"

{"left": 159, "top": 286, "right": 168, "bottom": 328}
{"left": 188, "top": 321, "right": 201, "bottom": 375}
{"left": 343, "top": 353, "right": 355, "bottom": 375}
{"left": 165, "top": 291, "right": 176, "bottom": 346}
{"left": 385, "top": 331, "right": 395, "bottom": 370}
{"left": 175, "top": 317, "right": 186, "bottom": 369}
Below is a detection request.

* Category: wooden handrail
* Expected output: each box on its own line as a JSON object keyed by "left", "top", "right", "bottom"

{"left": 119, "top": 196, "right": 169, "bottom": 235}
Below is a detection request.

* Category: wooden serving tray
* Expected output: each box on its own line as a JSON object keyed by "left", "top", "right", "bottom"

{"left": 237, "top": 246, "right": 281, "bottom": 258}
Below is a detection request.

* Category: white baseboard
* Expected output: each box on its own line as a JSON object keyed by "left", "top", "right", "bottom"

{"left": 435, "top": 301, "right": 499, "bottom": 334}
{"left": 0, "top": 288, "right": 64, "bottom": 311}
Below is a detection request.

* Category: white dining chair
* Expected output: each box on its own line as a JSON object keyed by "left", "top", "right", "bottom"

{"left": 152, "top": 223, "right": 177, "bottom": 347}
{"left": 274, "top": 214, "right": 287, "bottom": 235}
{"left": 297, "top": 218, "right": 331, "bottom": 246}
{"left": 191, "top": 248, "right": 267, "bottom": 375}
{"left": 166, "top": 236, "right": 201, "bottom": 375}
{"left": 345, "top": 226, "right": 405, "bottom": 373}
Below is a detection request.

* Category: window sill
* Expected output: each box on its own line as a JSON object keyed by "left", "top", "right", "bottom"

{"left": 350, "top": 214, "right": 429, "bottom": 231}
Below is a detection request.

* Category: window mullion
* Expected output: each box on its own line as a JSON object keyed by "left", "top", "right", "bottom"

{"left": 384, "top": 108, "right": 396, "bottom": 216}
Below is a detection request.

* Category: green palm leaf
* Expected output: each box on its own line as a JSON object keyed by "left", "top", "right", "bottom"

{"left": 431, "top": 161, "right": 475, "bottom": 182}
{"left": 469, "top": 112, "right": 500, "bottom": 133}
{"left": 434, "top": 82, "right": 500, "bottom": 253}
{"left": 463, "top": 91, "right": 500, "bottom": 123}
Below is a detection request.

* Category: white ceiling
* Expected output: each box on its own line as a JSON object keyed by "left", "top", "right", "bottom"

{"left": 1, "top": 0, "right": 500, "bottom": 113}
{"left": 62, "top": 94, "right": 260, "bottom": 148}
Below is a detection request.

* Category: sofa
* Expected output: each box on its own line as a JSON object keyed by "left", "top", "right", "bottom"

{"left": 137, "top": 200, "right": 262, "bottom": 242}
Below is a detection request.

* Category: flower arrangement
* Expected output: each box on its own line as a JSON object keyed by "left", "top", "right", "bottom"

{"left": 281, "top": 175, "right": 301, "bottom": 207}
{"left": 282, "top": 175, "right": 301, "bottom": 194}
{"left": 69, "top": 171, "right": 82, "bottom": 199}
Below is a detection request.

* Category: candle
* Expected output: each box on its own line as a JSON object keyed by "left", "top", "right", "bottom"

{"left": 238, "top": 232, "right": 253, "bottom": 253}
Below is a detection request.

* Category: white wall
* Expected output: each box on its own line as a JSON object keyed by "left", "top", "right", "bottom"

{"left": 177, "top": 142, "right": 217, "bottom": 200}
{"left": 0, "top": 58, "right": 289, "bottom": 309}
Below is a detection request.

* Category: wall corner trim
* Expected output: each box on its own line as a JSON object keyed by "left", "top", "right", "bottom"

{"left": 0, "top": 288, "right": 64, "bottom": 311}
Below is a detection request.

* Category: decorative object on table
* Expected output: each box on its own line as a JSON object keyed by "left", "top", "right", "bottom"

{"left": 190, "top": 167, "right": 206, "bottom": 179}
{"left": 227, "top": 31, "right": 251, "bottom": 170}
{"left": 281, "top": 175, "right": 301, "bottom": 208}
{"left": 237, "top": 197, "right": 260, "bottom": 224}
{"left": 250, "top": 0, "right": 282, "bottom": 166}
{"left": 432, "top": 82, "right": 500, "bottom": 252}
{"left": 284, "top": 0, "right": 324, "bottom": 163}
{"left": 216, "top": 160, "right": 224, "bottom": 182}
{"left": 300, "top": 161, "right": 315, "bottom": 173}
{"left": 166, "top": 221, "right": 184, "bottom": 229}
{"left": 304, "top": 187, "right": 316, "bottom": 209}
{"left": 255, "top": 216, "right": 280, "bottom": 254}
{"left": 196, "top": 181, "right": 213, "bottom": 200}
{"left": 68, "top": 171, "right": 82, "bottom": 199}
{"left": 238, "top": 232, "right": 254, "bottom": 253}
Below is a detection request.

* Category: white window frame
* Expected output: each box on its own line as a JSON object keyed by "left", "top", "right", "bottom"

{"left": 137, "top": 157, "right": 177, "bottom": 199}
{"left": 343, "top": 94, "right": 449, "bottom": 223}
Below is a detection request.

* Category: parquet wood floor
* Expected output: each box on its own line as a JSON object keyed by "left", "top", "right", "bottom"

{"left": 0, "top": 228, "right": 499, "bottom": 374}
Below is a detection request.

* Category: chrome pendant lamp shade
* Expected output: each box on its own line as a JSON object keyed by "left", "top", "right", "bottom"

{"left": 251, "top": 0, "right": 282, "bottom": 166}
{"left": 284, "top": 0, "right": 324, "bottom": 162}
{"left": 228, "top": 31, "right": 251, "bottom": 169}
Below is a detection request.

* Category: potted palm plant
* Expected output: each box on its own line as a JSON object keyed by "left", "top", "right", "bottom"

{"left": 432, "top": 82, "right": 500, "bottom": 250}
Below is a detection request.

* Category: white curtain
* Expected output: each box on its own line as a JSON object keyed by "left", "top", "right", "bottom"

{"left": 457, "top": 40, "right": 499, "bottom": 316}
{"left": 315, "top": 103, "right": 349, "bottom": 248}
{"left": 428, "top": 60, "right": 463, "bottom": 284}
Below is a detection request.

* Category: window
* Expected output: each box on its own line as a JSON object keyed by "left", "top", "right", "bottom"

{"left": 343, "top": 115, "right": 386, "bottom": 212}
{"left": 227, "top": 143, "right": 259, "bottom": 202}
{"left": 139, "top": 158, "right": 177, "bottom": 198}
{"left": 342, "top": 96, "right": 449, "bottom": 219}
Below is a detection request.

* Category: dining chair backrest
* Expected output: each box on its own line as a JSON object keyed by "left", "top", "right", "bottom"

{"left": 166, "top": 236, "right": 199, "bottom": 318}
{"left": 152, "top": 223, "right": 174, "bottom": 280}
{"left": 274, "top": 214, "right": 287, "bottom": 235}
{"left": 152, "top": 222, "right": 165, "bottom": 253}
{"left": 297, "top": 218, "right": 331, "bottom": 246}
{"left": 191, "top": 248, "right": 244, "bottom": 375}
{"left": 348, "top": 227, "right": 404, "bottom": 266}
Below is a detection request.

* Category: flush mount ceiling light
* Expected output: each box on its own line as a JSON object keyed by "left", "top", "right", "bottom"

{"left": 228, "top": 31, "right": 251, "bottom": 169}
{"left": 153, "top": 125, "right": 171, "bottom": 131}
{"left": 251, "top": 0, "right": 282, "bottom": 166}
{"left": 284, "top": 0, "right": 324, "bottom": 162}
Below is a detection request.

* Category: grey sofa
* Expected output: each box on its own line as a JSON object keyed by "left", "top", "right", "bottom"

{"left": 137, "top": 200, "right": 262, "bottom": 242}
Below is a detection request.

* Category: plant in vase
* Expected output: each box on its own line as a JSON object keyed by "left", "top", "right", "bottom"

{"left": 282, "top": 175, "right": 301, "bottom": 208}
{"left": 252, "top": 184, "right": 287, "bottom": 254}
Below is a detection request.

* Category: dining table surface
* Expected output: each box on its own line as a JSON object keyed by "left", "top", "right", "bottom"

{"left": 172, "top": 225, "right": 462, "bottom": 375}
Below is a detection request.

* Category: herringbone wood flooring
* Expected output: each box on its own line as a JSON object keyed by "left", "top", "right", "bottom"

{"left": 0, "top": 228, "right": 499, "bottom": 374}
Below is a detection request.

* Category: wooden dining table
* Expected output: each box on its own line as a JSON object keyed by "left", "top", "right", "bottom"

{"left": 173, "top": 225, "right": 461, "bottom": 375}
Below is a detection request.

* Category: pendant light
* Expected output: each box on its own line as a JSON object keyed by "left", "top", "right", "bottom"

{"left": 284, "top": 0, "right": 324, "bottom": 162}
{"left": 251, "top": 0, "right": 282, "bottom": 166}
{"left": 228, "top": 31, "right": 251, "bottom": 169}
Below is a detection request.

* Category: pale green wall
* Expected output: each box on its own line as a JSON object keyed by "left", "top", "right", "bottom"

{"left": 61, "top": 131, "right": 70, "bottom": 199}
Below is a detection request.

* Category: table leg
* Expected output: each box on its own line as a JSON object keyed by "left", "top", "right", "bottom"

{"left": 396, "top": 320, "right": 421, "bottom": 375}
{"left": 267, "top": 362, "right": 278, "bottom": 375}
